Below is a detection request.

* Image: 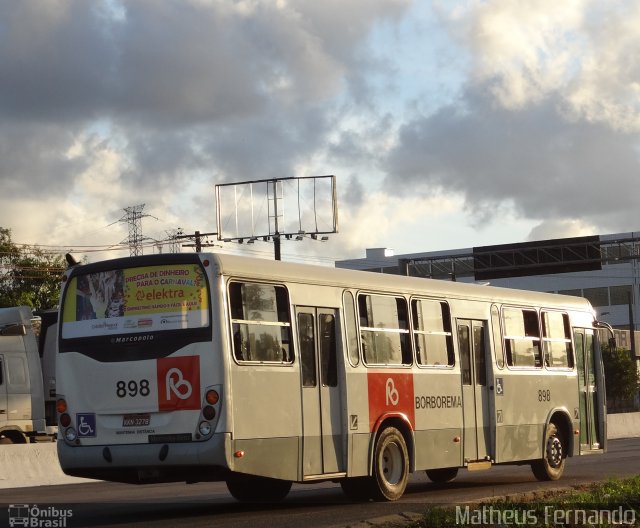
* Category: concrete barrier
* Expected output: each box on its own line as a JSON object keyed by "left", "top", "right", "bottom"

{"left": 2, "top": 413, "right": 640, "bottom": 489}
{"left": 0, "top": 443, "right": 92, "bottom": 489}
{"left": 607, "top": 411, "right": 640, "bottom": 439}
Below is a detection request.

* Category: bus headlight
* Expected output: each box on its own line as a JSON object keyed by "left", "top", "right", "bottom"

{"left": 64, "top": 428, "right": 77, "bottom": 442}
{"left": 198, "top": 421, "right": 212, "bottom": 436}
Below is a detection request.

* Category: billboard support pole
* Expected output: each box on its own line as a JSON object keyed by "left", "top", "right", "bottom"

{"left": 272, "top": 180, "right": 281, "bottom": 261}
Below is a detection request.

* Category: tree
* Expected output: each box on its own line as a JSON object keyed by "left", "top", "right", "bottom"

{"left": 602, "top": 344, "right": 640, "bottom": 412}
{"left": 0, "top": 227, "right": 66, "bottom": 310}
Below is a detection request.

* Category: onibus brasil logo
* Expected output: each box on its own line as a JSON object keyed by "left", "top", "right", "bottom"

{"left": 8, "top": 504, "right": 73, "bottom": 527}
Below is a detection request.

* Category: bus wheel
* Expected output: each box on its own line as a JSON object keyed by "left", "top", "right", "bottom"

{"left": 340, "top": 477, "right": 373, "bottom": 501}
{"left": 226, "top": 473, "right": 292, "bottom": 502}
{"left": 531, "top": 423, "right": 565, "bottom": 481}
{"left": 0, "top": 431, "right": 26, "bottom": 444}
{"left": 372, "top": 427, "right": 409, "bottom": 501}
{"left": 426, "top": 467, "right": 458, "bottom": 483}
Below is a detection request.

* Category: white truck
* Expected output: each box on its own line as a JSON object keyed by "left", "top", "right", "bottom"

{"left": 0, "top": 306, "right": 57, "bottom": 443}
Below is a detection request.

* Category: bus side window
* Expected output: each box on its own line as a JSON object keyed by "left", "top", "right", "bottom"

{"left": 411, "top": 299, "right": 453, "bottom": 366}
{"left": 229, "top": 281, "right": 293, "bottom": 364}
{"left": 491, "top": 304, "right": 504, "bottom": 368}
{"left": 503, "top": 308, "right": 541, "bottom": 368}
{"left": 343, "top": 292, "right": 359, "bottom": 367}
{"left": 358, "top": 294, "right": 411, "bottom": 366}
{"left": 542, "top": 311, "right": 573, "bottom": 368}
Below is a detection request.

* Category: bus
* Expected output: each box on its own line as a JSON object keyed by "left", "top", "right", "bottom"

{"left": 56, "top": 252, "right": 608, "bottom": 501}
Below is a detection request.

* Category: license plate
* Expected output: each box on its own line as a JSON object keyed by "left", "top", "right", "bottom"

{"left": 122, "top": 414, "right": 150, "bottom": 427}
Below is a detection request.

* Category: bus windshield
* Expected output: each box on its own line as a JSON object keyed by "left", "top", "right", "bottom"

{"left": 61, "top": 262, "right": 209, "bottom": 340}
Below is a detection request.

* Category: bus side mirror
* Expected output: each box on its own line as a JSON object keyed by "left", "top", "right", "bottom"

{"left": 0, "top": 323, "right": 27, "bottom": 337}
{"left": 608, "top": 337, "right": 617, "bottom": 350}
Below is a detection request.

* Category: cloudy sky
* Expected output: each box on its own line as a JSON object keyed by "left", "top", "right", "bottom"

{"left": 1, "top": 0, "right": 639, "bottom": 265}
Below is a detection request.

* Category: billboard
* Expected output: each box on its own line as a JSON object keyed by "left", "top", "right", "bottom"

{"left": 215, "top": 175, "right": 338, "bottom": 241}
{"left": 61, "top": 263, "right": 209, "bottom": 339}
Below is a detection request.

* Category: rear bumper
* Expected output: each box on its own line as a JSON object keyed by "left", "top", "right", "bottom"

{"left": 57, "top": 432, "right": 231, "bottom": 484}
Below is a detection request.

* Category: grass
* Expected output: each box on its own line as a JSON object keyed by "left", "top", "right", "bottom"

{"left": 412, "top": 476, "right": 640, "bottom": 527}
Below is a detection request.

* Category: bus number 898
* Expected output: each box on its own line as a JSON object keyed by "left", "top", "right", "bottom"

{"left": 538, "top": 389, "right": 551, "bottom": 402}
{"left": 116, "top": 379, "right": 150, "bottom": 398}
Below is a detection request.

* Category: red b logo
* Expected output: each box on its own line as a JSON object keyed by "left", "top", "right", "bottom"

{"left": 157, "top": 356, "right": 201, "bottom": 411}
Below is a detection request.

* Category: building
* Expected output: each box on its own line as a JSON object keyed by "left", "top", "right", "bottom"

{"left": 336, "top": 231, "right": 640, "bottom": 355}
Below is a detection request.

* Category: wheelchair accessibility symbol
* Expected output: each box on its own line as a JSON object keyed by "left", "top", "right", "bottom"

{"left": 495, "top": 377, "right": 504, "bottom": 396}
{"left": 77, "top": 413, "right": 96, "bottom": 437}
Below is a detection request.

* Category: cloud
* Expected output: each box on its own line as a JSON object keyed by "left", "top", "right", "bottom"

{"left": 0, "top": 0, "right": 410, "bottom": 256}
{"left": 1, "top": 0, "right": 638, "bottom": 263}
{"left": 384, "top": 1, "right": 640, "bottom": 240}
{"left": 386, "top": 89, "right": 639, "bottom": 218}
{"left": 440, "top": 0, "right": 640, "bottom": 131}
{"left": 526, "top": 218, "right": 597, "bottom": 242}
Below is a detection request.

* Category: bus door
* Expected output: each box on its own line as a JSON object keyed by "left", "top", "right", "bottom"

{"left": 457, "top": 319, "right": 492, "bottom": 464}
{"left": 296, "top": 307, "right": 345, "bottom": 477}
{"left": 574, "top": 328, "right": 604, "bottom": 451}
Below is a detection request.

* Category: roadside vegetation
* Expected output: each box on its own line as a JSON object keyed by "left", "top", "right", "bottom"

{"left": 0, "top": 227, "right": 66, "bottom": 309}
{"left": 603, "top": 344, "right": 640, "bottom": 413}
{"left": 412, "top": 476, "right": 640, "bottom": 527}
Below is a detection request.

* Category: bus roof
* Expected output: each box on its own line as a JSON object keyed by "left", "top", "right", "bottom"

{"left": 208, "top": 252, "right": 594, "bottom": 313}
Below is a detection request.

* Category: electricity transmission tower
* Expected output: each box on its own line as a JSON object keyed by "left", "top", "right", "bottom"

{"left": 165, "top": 228, "right": 184, "bottom": 253}
{"left": 119, "top": 204, "right": 154, "bottom": 256}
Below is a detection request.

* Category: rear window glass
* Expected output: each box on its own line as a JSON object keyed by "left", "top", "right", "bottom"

{"left": 61, "top": 264, "right": 209, "bottom": 339}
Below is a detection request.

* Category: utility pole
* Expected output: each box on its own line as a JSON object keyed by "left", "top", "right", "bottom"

{"left": 630, "top": 290, "right": 636, "bottom": 358}
{"left": 173, "top": 231, "right": 218, "bottom": 252}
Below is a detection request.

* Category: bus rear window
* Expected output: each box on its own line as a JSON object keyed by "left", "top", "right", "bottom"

{"left": 61, "top": 263, "right": 209, "bottom": 339}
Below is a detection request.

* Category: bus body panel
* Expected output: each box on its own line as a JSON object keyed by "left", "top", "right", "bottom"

{"left": 57, "top": 344, "right": 221, "bottom": 446}
{"left": 494, "top": 370, "right": 578, "bottom": 462}
{"left": 58, "top": 431, "right": 232, "bottom": 483}
{"left": 412, "top": 368, "right": 463, "bottom": 469}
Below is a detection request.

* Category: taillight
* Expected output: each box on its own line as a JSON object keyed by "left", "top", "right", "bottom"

{"left": 56, "top": 399, "right": 67, "bottom": 413}
{"left": 203, "top": 406, "right": 216, "bottom": 420}
{"left": 60, "top": 414, "right": 71, "bottom": 427}
{"left": 205, "top": 390, "right": 219, "bottom": 405}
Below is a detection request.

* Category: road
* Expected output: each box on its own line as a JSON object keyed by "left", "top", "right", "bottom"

{"left": 1, "top": 438, "right": 638, "bottom": 528}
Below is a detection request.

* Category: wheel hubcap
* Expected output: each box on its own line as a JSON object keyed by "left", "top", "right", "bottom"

{"left": 546, "top": 436, "right": 563, "bottom": 468}
{"left": 382, "top": 441, "right": 403, "bottom": 485}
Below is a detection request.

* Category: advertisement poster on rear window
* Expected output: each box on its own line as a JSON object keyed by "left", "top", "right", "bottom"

{"left": 62, "top": 264, "right": 209, "bottom": 338}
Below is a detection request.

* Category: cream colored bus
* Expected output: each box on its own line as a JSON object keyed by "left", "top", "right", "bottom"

{"left": 56, "top": 252, "right": 607, "bottom": 501}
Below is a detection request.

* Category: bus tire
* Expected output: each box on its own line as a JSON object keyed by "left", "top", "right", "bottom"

{"left": 426, "top": 467, "right": 458, "bottom": 483}
{"left": 372, "top": 427, "right": 409, "bottom": 501}
{"left": 225, "top": 473, "right": 292, "bottom": 502}
{"left": 0, "top": 431, "right": 26, "bottom": 444}
{"left": 340, "top": 477, "right": 373, "bottom": 501}
{"left": 531, "top": 422, "right": 565, "bottom": 481}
